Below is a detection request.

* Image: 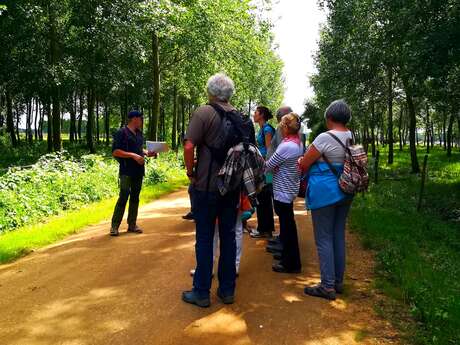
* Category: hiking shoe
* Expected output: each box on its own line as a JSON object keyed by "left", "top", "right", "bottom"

{"left": 182, "top": 290, "right": 210, "bottom": 308}
{"left": 273, "top": 252, "right": 282, "bottom": 261}
{"left": 250, "top": 229, "right": 271, "bottom": 239}
{"left": 266, "top": 243, "right": 283, "bottom": 254}
{"left": 127, "top": 225, "right": 143, "bottom": 234}
{"left": 182, "top": 212, "right": 194, "bottom": 220}
{"left": 272, "top": 263, "right": 301, "bottom": 274}
{"left": 268, "top": 236, "right": 281, "bottom": 246}
{"left": 217, "top": 289, "right": 235, "bottom": 304}
{"left": 110, "top": 227, "right": 119, "bottom": 236}
{"left": 335, "top": 283, "right": 344, "bottom": 294}
{"left": 304, "top": 285, "right": 336, "bottom": 301}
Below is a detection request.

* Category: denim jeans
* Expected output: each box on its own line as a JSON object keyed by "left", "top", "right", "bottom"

{"left": 111, "top": 175, "right": 143, "bottom": 229}
{"left": 310, "top": 199, "right": 352, "bottom": 289}
{"left": 192, "top": 190, "right": 239, "bottom": 298}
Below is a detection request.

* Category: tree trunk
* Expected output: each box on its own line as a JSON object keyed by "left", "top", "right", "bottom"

{"left": 49, "top": 3, "right": 61, "bottom": 152}
{"left": 181, "top": 97, "right": 186, "bottom": 142}
{"left": 387, "top": 66, "right": 394, "bottom": 164}
{"left": 425, "top": 103, "right": 430, "bottom": 154}
{"left": 86, "top": 88, "right": 95, "bottom": 153}
{"left": 171, "top": 86, "right": 178, "bottom": 151}
{"left": 78, "top": 91, "right": 83, "bottom": 140}
{"left": 69, "top": 92, "right": 77, "bottom": 142}
{"left": 46, "top": 101, "right": 53, "bottom": 152}
{"left": 15, "top": 104, "right": 20, "bottom": 144}
{"left": 403, "top": 82, "right": 420, "bottom": 173}
{"left": 447, "top": 112, "right": 456, "bottom": 157}
{"left": 398, "top": 105, "right": 403, "bottom": 151}
{"left": 5, "top": 90, "right": 17, "bottom": 147}
{"left": 104, "top": 102, "right": 110, "bottom": 145}
{"left": 34, "top": 98, "right": 39, "bottom": 140}
{"left": 96, "top": 98, "right": 100, "bottom": 143}
{"left": 370, "top": 99, "right": 376, "bottom": 157}
{"left": 442, "top": 113, "right": 447, "bottom": 149}
{"left": 39, "top": 101, "right": 44, "bottom": 140}
{"left": 149, "top": 31, "right": 160, "bottom": 141}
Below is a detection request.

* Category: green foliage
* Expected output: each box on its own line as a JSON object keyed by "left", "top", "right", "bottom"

{"left": 0, "top": 150, "right": 185, "bottom": 234}
{"left": 350, "top": 148, "right": 460, "bottom": 344}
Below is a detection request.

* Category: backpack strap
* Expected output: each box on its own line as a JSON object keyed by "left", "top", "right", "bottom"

{"left": 326, "top": 131, "right": 348, "bottom": 150}
{"left": 321, "top": 153, "right": 340, "bottom": 178}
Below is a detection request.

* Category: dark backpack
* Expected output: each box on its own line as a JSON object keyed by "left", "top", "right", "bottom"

{"left": 202, "top": 103, "right": 255, "bottom": 191}
{"left": 206, "top": 103, "right": 255, "bottom": 165}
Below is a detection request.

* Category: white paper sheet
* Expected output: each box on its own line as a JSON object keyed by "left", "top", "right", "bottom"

{"left": 146, "top": 141, "right": 169, "bottom": 153}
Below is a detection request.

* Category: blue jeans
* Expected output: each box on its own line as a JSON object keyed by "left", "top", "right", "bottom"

{"left": 310, "top": 199, "right": 352, "bottom": 289}
{"left": 192, "top": 190, "right": 239, "bottom": 298}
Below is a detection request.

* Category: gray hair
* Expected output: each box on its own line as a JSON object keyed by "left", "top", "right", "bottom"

{"left": 276, "top": 106, "right": 293, "bottom": 122}
{"left": 324, "top": 99, "right": 352, "bottom": 125}
{"left": 206, "top": 73, "right": 235, "bottom": 102}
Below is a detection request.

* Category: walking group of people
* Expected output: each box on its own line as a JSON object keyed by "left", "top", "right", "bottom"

{"left": 108, "top": 73, "right": 357, "bottom": 308}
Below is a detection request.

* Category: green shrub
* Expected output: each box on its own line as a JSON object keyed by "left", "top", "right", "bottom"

{"left": 0, "top": 150, "right": 185, "bottom": 234}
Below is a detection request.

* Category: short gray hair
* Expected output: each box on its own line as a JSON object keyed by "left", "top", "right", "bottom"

{"left": 206, "top": 73, "right": 235, "bottom": 102}
{"left": 276, "top": 106, "right": 293, "bottom": 122}
{"left": 324, "top": 99, "right": 352, "bottom": 125}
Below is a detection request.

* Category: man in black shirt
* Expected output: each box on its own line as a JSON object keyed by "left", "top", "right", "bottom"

{"left": 110, "top": 110, "right": 156, "bottom": 236}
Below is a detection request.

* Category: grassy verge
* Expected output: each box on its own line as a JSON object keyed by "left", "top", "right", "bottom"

{"left": 349, "top": 147, "right": 460, "bottom": 344}
{"left": 0, "top": 175, "right": 188, "bottom": 264}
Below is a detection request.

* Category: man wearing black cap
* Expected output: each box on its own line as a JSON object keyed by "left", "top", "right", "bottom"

{"left": 110, "top": 110, "right": 156, "bottom": 236}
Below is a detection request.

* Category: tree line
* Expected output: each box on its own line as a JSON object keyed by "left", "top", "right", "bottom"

{"left": 0, "top": 0, "right": 284, "bottom": 153}
{"left": 306, "top": 0, "right": 459, "bottom": 172}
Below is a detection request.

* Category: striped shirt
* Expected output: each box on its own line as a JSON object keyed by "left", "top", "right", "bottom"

{"left": 265, "top": 140, "right": 303, "bottom": 203}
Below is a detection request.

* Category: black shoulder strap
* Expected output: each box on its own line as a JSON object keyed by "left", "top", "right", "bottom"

{"left": 326, "top": 131, "right": 348, "bottom": 150}
{"left": 321, "top": 153, "right": 340, "bottom": 178}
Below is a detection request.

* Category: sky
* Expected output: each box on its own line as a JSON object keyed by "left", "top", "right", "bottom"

{"left": 269, "top": 0, "right": 326, "bottom": 114}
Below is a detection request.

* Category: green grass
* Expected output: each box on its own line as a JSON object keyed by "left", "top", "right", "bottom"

{"left": 349, "top": 146, "right": 460, "bottom": 344}
{"left": 0, "top": 175, "right": 188, "bottom": 264}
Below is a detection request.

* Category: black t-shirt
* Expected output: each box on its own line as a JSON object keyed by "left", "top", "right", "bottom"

{"left": 112, "top": 127, "right": 145, "bottom": 177}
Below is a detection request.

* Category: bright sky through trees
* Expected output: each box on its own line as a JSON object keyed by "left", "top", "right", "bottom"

{"left": 270, "top": 1, "right": 326, "bottom": 114}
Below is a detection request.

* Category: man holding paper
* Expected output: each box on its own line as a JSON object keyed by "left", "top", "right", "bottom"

{"left": 110, "top": 110, "right": 157, "bottom": 236}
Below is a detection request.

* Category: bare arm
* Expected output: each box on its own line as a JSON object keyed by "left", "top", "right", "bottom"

{"left": 299, "top": 145, "right": 322, "bottom": 172}
{"left": 113, "top": 149, "right": 144, "bottom": 165}
{"left": 184, "top": 140, "right": 195, "bottom": 179}
{"left": 264, "top": 132, "right": 272, "bottom": 150}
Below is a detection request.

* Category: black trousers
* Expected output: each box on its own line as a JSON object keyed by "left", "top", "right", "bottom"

{"left": 274, "top": 200, "right": 301, "bottom": 270}
{"left": 256, "top": 184, "right": 275, "bottom": 235}
{"left": 111, "top": 175, "right": 143, "bottom": 229}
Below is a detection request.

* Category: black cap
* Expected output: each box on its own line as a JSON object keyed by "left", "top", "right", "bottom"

{"left": 128, "top": 110, "right": 143, "bottom": 119}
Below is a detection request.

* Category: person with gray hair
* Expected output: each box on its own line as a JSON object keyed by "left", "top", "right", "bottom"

{"left": 181, "top": 73, "right": 241, "bottom": 308}
{"left": 298, "top": 99, "right": 353, "bottom": 301}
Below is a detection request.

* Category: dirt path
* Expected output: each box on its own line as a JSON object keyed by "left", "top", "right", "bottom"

{"left": 0, "top": 189, "right": 399, "bottom": 345}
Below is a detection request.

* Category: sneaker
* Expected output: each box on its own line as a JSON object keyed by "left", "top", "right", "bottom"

{"left": 182, "top": 290, "right": 211, "bottom": 308}
{"left": 250, "top": 229, "right": 271, "bottom": 239}
{"left": 217, "top": 289, "right": 235, "bottom": 304}
{"left": 110, "top": 227, "right": 119, "bottom": 236}
{"left": 304, "top": 285, "right": 336, "bottom": 301}
{"left": 268, "top": 236, "right": 281, "bottom": 246}
{"left": 182, "top": 212, "right": 194, "bottom": 220}
{"left": 127, "top": 225, "right": 143, "bottom": 234}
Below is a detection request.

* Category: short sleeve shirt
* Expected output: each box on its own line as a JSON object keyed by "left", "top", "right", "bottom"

{"left": 112, "top": 127, "right": 145, "bottom": 177}
{"left": 256, "top": 123, "right": 276, "bottom": 158}
{"left": 185, "top": 101, "right": 236, "bottom": 192}
{"left": 312, "top": 130, "right": 353, "bottom": 164}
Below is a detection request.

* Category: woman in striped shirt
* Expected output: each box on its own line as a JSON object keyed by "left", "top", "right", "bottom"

{"left": 265, "top": 113, "right": 303, "bottom": 273}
